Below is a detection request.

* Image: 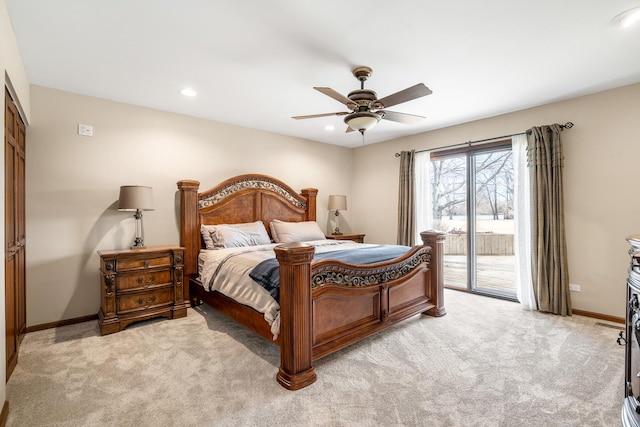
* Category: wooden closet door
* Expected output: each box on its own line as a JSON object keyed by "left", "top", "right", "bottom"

{"left": 5, "top": 87, "right": 26, "bottom": 381}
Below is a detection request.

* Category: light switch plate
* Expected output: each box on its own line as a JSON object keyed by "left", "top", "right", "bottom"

{"left": 78, "top": 124, "right": 93, "bottom": 137}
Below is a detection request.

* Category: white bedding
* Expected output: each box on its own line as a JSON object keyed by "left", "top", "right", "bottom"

{"left": 198, "top": 239, "right": 369, "bottom": 339}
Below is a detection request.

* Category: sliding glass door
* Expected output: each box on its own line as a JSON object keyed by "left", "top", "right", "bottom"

{"left": 430, "top": 141, "right": 516, "bottom": 299}
{"left": 430, "top": 153, "right": 468, "bottom": 288}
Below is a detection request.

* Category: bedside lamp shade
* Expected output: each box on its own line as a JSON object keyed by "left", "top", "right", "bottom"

{"left": 118, "top": 185, "right": 154, "bottom": 248}
{"left": 328, "top": 195, "right": 347, "bottom": 212}
{"left": 118, "top": 185, "right": 154, "bottom": 211}
{"left": 328, "top": 195, "right": 347, "bottom": 235}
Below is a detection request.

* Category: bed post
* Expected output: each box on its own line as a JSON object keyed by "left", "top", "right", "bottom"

{"left": 421, "top": 230, "right": 447, "bottom": 317}
{"left": 301, "top": 188, "right": 317, "bottom": 221}
{"left": 177, "top": 180, "right": 200, "bottom": 284}
{"left": 274, "top": 242, "right": 317, "bottom": 390}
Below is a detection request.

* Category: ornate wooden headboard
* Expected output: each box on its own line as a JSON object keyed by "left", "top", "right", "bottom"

{"left": 177, "top": 174, "right": 318, "bottom": 277}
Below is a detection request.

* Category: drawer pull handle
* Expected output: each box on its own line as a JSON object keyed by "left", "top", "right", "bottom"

{"left": 136, "top": 296, "right": 157, "bottom": 306}
{"left": 144, "top": 260, "right": 150, "bottom": 268}
{"left": 136, "top": 276, "right": 156, "bottom": 285}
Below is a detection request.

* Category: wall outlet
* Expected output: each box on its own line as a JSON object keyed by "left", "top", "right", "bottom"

{"left": 569, "top": 283, "right": 581, "bottom": 292}
{"left": 78, "top": 124, "right": 93, "bottom": 137}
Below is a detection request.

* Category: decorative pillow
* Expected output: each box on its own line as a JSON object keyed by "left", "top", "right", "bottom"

{"left": 269, "top": 221, "right": 280, "bottom": 242}
{"left": 201, "top": 225, "right": 217, "bottom": 249}
{"left": 200, "top": 221, "right": 270, "bottom": 249}
{"left": 270, "top": 220, "right": 325, "bottom": 243}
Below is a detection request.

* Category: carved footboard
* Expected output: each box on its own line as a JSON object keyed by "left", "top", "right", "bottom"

{"left": 275, "top": 230, "right": 446, "bottom": 390}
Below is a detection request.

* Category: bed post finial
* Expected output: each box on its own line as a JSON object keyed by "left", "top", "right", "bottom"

{"left": 301, "top": 188, "right": 318, "bottom": 221}
{"left": 177, "top": 180, "right": 200, "bottom": 282}
{"left": 274, "top": 242, "right": 317, "bottom": 390}
{"left": 420, "top": 230, "right": 447, "bottom": 317}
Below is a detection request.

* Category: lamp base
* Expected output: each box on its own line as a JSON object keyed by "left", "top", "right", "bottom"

{"left": 333, "top": 210, "right": 343, "bottom": 235}
{"left": 131, "top": 212, "right": 146, "bottom": 250}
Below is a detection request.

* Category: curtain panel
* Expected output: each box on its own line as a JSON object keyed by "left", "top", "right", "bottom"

{"left": 527, "top": 124, "right": 572, "bottom": 316}
{"left": 397, "top": 150, "right": 416, "bottom": 246}
{"left": 414, "top": 151, "right": 432, "bottom": 244}
{"left": 513, "top": 134, "right": 536, "bottom": 309}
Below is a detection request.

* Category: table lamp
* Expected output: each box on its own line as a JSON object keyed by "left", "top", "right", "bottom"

{"left": 118, "top": 185, "right": 154, "bottom": 249}
{"left": 328, "top": 195, "right": 347, "bottom": 235}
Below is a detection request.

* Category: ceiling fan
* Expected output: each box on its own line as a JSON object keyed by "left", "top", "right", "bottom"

{"left": 292, "top": 66, "right": 432, "bottom": 135}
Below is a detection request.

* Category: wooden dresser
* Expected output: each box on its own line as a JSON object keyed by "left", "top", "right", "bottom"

{"left": 98, "top": 246, "right": 189, "bottom": 335}
{"left": 325, "top": 233, "right": 365, "bottom": 243}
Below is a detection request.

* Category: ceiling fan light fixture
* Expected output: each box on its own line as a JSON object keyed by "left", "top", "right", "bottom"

{"left": 345, "top": 112, "right": 381, "bottom": 134}
{"left": 295, "top": 66, "right": 431, "bottom": 136}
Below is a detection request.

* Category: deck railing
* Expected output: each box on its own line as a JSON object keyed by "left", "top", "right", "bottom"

{"left": 445, "top": 233, "right": 514, "bottom": 256}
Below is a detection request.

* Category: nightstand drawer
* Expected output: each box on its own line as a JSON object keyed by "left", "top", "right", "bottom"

{"left": 117, "top": 269, "right": 172, "bottom": 291}
{"left": 116, "top": 255, "right": 172, "bottom": 271}
{"left": 117, "top": 288, "right": 173, "bottom": 313}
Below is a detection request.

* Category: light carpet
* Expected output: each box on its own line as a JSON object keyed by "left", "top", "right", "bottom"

{"left": 6, "top": 289, "right": 625, "bottom": 426}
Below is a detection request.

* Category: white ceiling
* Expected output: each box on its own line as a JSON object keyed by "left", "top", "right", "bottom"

{"left": 6, "top": 0, "right": 640, "bottom": 148}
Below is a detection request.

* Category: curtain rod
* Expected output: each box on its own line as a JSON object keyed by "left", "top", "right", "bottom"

{"left": 394, "top": 122, "right": 574, "bottom": 157}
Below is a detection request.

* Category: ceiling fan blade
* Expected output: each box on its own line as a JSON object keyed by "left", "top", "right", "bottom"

{"left": 345, "top": 126, "right": 355, "bottom": 133}
{"left": 292, "top": 111, "right": 349, "bottom": 120}
{"left": 375, "top": 83, "right": 432, "bottom": 109}
{"left": 314, "top": 87, "right": 355, "bottom": 107}
{"left": 381, "top": 110, "right": 426, "bottom": 125}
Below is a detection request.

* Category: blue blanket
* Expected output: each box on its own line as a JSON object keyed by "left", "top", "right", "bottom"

{"left": 249, "top": 245, "right": 410, "bottom": 301}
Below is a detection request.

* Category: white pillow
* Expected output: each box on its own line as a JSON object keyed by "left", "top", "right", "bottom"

{"left": 269, "top": 221, "right": 280, "bottom": 242}
{"left": 270, "top": 220, "right": 325, "bottom": 243}
{"left": 200, "top": 221, "right": 270, "bottom": 249}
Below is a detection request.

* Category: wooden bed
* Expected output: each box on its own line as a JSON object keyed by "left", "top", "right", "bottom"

{"left": 177, "top": 174, "right": 445, "bottom": 390}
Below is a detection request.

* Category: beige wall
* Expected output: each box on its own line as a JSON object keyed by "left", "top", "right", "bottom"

{"left": 2, "top": 0, "right": 30, "bottom": 410}
{"left": 352, "top": 82, "right": 640, "bottom": 318}
{"left": 24, "top": 82, "right": 640, "bottom": 325}
{"left": 26, "top": 85, "right": 353, "bottom": 326}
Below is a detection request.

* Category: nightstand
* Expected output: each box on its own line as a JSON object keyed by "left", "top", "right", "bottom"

{"left": 98, "top": 245, "right": 189, "bottom": 335}
{"left": 325, "top": 233, "right": 366, "bottom": 243}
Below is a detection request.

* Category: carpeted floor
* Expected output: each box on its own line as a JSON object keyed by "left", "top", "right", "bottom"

{"left": 6, "top": 289, "right": 625, "bottom": 426}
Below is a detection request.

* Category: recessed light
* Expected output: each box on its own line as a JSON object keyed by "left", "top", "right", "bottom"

{"left": 180, "top": 88, "right": 197, "bottom": 97}
{"left": 324, "top": 124, "right": 335, "bottom": 131}
{"left": 613, "top": 7, "right": 640, "bottom": 28}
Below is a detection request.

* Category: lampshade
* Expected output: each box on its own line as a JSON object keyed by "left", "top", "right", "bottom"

{"left": 118, "top": 186, "right": 154, "bottom": 211}
{"left": 344, "top": 112, "right": 381, "bottom": 134}
{"left": 328, "top": 195, "right": 347, "bottom": 211}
